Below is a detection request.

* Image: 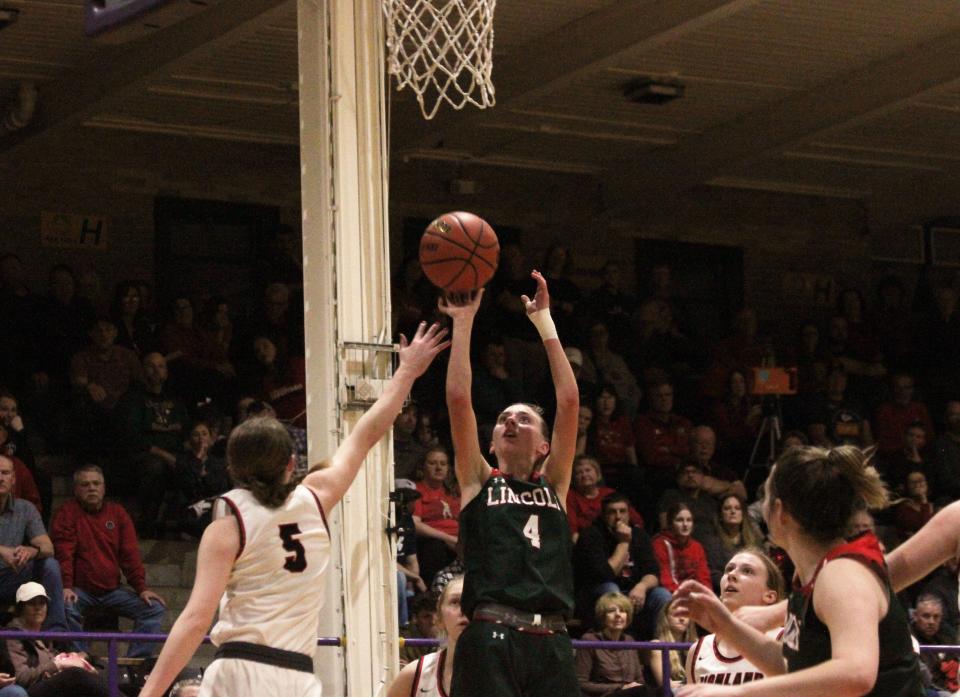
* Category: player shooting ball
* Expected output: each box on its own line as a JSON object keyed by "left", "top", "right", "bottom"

{"left": 439, "top": 270, "right": 581, "bottom": 697}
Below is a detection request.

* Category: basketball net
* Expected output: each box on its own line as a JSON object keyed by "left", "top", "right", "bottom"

{"left": 383, "top": 0, "right": 496, "bottom": 120}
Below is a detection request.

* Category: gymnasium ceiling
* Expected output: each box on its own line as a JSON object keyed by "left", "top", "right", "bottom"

{"left": 5, "top": 0, "right": 960, "bottom": 227}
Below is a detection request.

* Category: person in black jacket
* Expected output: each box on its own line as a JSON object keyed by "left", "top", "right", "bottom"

{"left": 574, "top": 492, "right": 670, "bottom": 639}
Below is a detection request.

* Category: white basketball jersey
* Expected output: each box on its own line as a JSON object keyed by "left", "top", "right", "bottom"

{"left": 411, "top": 649, "right": 448, "bottom": 697}
{"left": 690, "top": 630, "right": 782, "bottom": 687}
{"left": 210, "top": 485, "right": 331, "bottom": 656}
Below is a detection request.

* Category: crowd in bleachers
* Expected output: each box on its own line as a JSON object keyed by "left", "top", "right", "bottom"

{"left": 389, "top": 240, "right": 960, "bottom": 690}
{"left": 0, "top": 248, "right": 310, "bottom": 692}
{"left": 0, "top": 251, "right": 307, "bottom": 537}
{"left": 3, "top": 237, "right": 960, "bottom": 693}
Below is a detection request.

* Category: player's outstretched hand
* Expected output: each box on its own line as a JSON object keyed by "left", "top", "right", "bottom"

{"left": 672, "top": 579, "right": 730, "bottom": 634}
{"left": 676, "top": 683, "right": 738, "bottom": 697}
{"left": 520, "top": 270, "right": 550, "bottom": 315}
{"left": 398, "top": 322, "right": 450, "bottom": 377}
{"left": 438, "top": 289, "right": 484, "bottom": 320}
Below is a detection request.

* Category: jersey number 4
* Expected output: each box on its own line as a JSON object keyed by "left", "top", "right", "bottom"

{"left": 522, "top": 514, "right": 541, "bottom": 549}
{"left": 279, "top": 523, "right": 307, "bottom": 573}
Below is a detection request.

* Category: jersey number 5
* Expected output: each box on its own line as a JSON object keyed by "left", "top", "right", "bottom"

{"left": 279, "top": 523, "right": 307, "bottom": 573}
{"left": 522, "top": 514, "right": 541, "bottom": 549}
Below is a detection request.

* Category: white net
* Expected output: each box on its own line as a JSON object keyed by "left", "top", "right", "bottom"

{"left": 383, "top": 0, "right": 496, "bottom": 120}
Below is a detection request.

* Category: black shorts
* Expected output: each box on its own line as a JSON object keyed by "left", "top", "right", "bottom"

{"left": 451, "top": 619, "right": 578, "bottom": 697}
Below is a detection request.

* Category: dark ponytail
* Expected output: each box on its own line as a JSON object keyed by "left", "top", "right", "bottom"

{"left": 769, "top": 444, "right": 887, "bottom": 543}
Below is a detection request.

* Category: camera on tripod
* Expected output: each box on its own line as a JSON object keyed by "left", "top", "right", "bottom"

{"left": 749, "top": 367, "right": 798, "bottom": 396}
{"left": 745, "top": 367, "right": 798, "bottom": 479}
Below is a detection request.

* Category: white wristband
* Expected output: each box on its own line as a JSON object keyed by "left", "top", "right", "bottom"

{"left": 528, "top": 309, "right": 558, "bottom": 341}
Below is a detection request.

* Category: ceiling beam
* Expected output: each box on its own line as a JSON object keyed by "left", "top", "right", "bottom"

{"left": 389, "top": 0, "right": 762, "bottom": 149}
{"left": 604, "top": 24, "right": 960, "bottom": 208}
{"left": 0, "top": 0, "right": 293, "bottom": 158}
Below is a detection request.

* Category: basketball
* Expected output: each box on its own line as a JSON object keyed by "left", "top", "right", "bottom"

{"left": 419, "top": 211, "right": 500, "bottom": 293}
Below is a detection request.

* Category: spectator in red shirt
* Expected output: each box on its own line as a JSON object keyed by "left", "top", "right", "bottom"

{"left": 651, "top": 502, "right": 710, "bottom": 593}
{"left": 240, "top": 335, "right": 306, "bottom": 428}
{"left": 892, "top": 470, "right": 935, "bottom": 542}
{"left": 50, "top": 466, "right": 166, "bottom": 658}
{"left": 413, "top": 448, "right": 460, "bottom": 587}
{"left": 874, "top": 372, "right": 935, "bottom": 456}
{"left": 591, "top": 384, "right": 638, "bottom": 493}
{"left": 70, "top": 318, "right": 142, "bottom": 413}
{"left": 67, "top": 316, "right": 143, "bottom": 459}
{"left": 565, "top": 455, "right": 643, "bottom": 542}
{"left": 634, "top": 380, "right": 693, "bottom": 491}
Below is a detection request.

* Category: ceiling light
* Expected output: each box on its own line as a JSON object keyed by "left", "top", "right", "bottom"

{"left": 622, "top": 77, "right": 684, "bottom": 105}
{"left": 0, "top": 7, "right": 19, "bottom": 29}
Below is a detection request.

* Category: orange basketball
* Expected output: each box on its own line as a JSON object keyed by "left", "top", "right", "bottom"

{"left": 419, "top": 211, "right": 500, "bottom": 293}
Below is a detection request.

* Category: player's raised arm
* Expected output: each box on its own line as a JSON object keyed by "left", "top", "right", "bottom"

{"left": 522, "top": 270, "right": 578, "bottom": 501}
{"left": 887, "top": 500, "right": 960, "bottom": 592}
{"left": 304, "top": 322, "right": 449, "bottom": 512}
{"left": 439, "top": 290, "right": 491, "bottom": 503}
{"left": 138, "top": 515, "right": 239, "bottom": 697}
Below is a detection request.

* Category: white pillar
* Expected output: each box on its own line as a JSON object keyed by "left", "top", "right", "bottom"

{"left": 297, "top": 0, "right": 395, "bottom": 696}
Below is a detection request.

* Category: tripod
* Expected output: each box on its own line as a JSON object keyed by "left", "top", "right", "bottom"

{"left": 744, "top": 395, "right": 783, "bottom": 484}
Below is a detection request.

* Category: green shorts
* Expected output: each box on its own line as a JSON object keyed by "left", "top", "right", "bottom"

{"left": 451, "top": 619, "right": 578, "bottom": 697}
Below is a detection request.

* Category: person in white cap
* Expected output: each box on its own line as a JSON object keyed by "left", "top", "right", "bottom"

{"left": 5, "top": 581, "right": 106, "bottom": 696}
{"left": 169, "top": 677, "right": 201, "bottom": 697}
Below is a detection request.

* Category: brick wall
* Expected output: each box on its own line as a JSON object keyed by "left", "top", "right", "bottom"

{"left": 1, "top": 130, "right": 300, "bottom": 300}
{"left": 1, "top": 130, "right": 928, "bottom": 333}
{"left": 388, "top": 158, "right": 890, "bottom": 339}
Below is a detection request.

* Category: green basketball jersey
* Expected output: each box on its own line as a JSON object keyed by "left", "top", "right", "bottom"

{"left": 460, "top": 469, "right": 575, "bottom": 618}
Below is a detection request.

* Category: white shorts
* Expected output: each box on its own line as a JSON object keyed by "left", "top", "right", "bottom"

{"left": 198, "top": 657, "right": 323, "bottom": 697}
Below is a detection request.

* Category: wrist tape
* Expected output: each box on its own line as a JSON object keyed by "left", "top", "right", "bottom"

{"left": 528, "top": 309, "right": 558, "bottom": 341}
